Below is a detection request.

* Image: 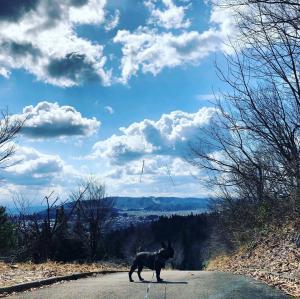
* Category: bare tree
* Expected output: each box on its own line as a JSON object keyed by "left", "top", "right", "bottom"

{"left": 221, "top": 0, "right": 300, "bottom": 209}
{"left": 12, "top": 193, "right": 34, "bottom": 254}
{"left": 217, "top": 0, "right": 300, "bottom": 34}
{"left": 13, "top": 187, "right": 89, "bottom": 262}
{"left": 0, "top": 110, "right": 25, "bottom": 256}
{"left": 189, "top": 0, "right": 300, "bottom": 242}
{"left": 75, "top": 178, "right": 115, "bottom": 260}
{"left": 0, "top": 109, "right": 24, "bottom": 169}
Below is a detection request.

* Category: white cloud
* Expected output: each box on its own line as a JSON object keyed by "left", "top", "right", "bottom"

{"left": 114, "top": 28, "right": 224, "bottom": 83}
{"left": 114, "top": 1, "right": 236, "bottom": 84}
{"left": 209, "top": 2, "right": 236, "bottom": 51}
{"left": 0, "top": 107, "right": 220, "bottom": 204}
{"left": 106, "top": 155, "right": 196, "bottom": 179}
{"left": 84, "top": 106, "right": 219, "bottom": 196}
{"left": 102, "top": 155, "right": 214, "bottom": 198}
{"left": 93, "top": 106, "right": 220, "bottom": 197}
{"left": 104, "top": 105, "right": 114, "bottom": 114}
{"left": 104, "top": 9, "right": 120, "bottom": 31}
{"left": 0, "top": 0, "right": 112, "bottom": 87}
{"left": 91, "top": 107, "right": 217, "bottom": 164}
{"left": 145, "top": 0, "right": 191, "bottom": 30}
{"left": 0, "top": 143, "right": 87, "bottom": 206}
{"left": 2, "top": 144, "right": 64, "bottom": 186}
{"left": 0, "top": 66, "right": 10, "bottom": 78}
{"left": 0, "top": 0, "right": 236, "bottom": 86}
{"left": 14, "top": 101, "right": 100, "bottom": 138}
{"left": 69, "top": 0, "right": 106, "bottom": 24}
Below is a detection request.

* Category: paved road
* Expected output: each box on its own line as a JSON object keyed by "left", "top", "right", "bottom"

{"left": 8, "top": 271, "right": 290, "bottom": 299}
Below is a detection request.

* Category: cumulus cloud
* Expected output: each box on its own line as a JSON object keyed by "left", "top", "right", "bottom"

{"left": 91, "top": 107, "right": 217, "bottom": 164}
{"left": 0, "top": 143, "right": 89, "bottom": 207}
{"left": 0, "top": 0, "right": 39, "bottom": 22}
{"left": 0, "top": 0, "right": 236, "bottom": 86}
{"left": 46, "top": 53, "right": 100, "bottom": 85}
{"left": 145, "top": 0, "right": 191, "bottom": 30}
{"left": 102, "top": 155, "right": 214, "bottom": 198}
{"left": 0, "top": 0, "right": 112, "bottom": 87}
{"left": 2, "top": 144, "right": 64, "bottom": 186}
{"left": 106, "top": 155, "right": 194, "bottom": 179}
{"left": 114, "top": 2, "right": 235, "bottom": 83}
{"left": 114, "top": 29, "right": 220, "bottom": 83}
{"left": 0, "top": 106, "right": 219, "bottom": 202}
{"left": 1, "top": 40, "right": 42, "bottom": 58}
{"left": 14, "top": 101, "right": 100, "bottom": 138}
{"left": 94, "top": 108, "right": 220, "bottom": 198}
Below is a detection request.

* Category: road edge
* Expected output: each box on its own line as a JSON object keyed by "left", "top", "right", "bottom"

{"left": 0, "top": 270, "right": 127, "bottom": 297}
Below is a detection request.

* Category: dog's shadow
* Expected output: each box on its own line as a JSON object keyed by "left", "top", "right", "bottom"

{"left": 136, "top": 280, "right": 188, "bottom": 285}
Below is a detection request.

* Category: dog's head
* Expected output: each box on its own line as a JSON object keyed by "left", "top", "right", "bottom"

{"left": 158, "top": 241, "right": 174, "bottom": 260}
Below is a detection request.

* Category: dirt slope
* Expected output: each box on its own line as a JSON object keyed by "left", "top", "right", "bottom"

{"left": 207, "top": 223, "right": 300, "bottom": 297}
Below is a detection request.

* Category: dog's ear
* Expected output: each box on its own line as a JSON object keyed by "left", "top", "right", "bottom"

{"left": 168, "top": 240, "right": 172, "bottom": 248}
{"left": 161, "top": 242, "right": 167, "bottom": 248}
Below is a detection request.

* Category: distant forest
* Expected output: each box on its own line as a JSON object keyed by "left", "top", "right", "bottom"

{"left": 1, "top": 197, "right": 218, "bottom": 270}
{"left": 106, "top": 214, "right": 213, "bottom": 270}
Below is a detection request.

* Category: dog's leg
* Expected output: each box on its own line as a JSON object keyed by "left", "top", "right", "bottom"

{"left": 129, "top": 262, "right": 137, "bottom": 282}
{"left": 156, "top": 268, "right": 163, "bottom": 282}
{"left": 137, "top": 266, "right": 144, "bottom": 281}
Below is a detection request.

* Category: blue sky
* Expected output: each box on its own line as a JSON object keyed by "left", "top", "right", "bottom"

{"left": 0, "top": 0, "right": 234, "bottom": 206}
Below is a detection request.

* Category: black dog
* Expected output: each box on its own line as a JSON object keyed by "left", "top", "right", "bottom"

{"left": 128, "top": 241, "right": 174, "bottom": 282}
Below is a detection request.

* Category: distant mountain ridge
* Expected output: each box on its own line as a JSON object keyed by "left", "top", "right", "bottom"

{"left": 113, "top": 196, "right": 210, "bottom": 212}
{"left": 6, "top": 196, "right": 210, "bottom": 216}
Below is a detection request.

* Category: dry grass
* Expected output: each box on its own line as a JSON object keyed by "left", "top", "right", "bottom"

{"left": 206, "top": 223, "right": 300, "bottom": 298}
{"left": 206, "top": 254, "right": 232, "bottom": 270}
{"left": 0, "top": 261, "right": 128, "bottom": 288}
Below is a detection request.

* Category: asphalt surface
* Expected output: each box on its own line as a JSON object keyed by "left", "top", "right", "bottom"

{"left": 8, "top": 271, "right": 290, "bottom": 299}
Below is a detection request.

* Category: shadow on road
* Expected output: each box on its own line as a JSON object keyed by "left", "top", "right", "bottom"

{"left": 136, "top": 281, "right": 188, "bottom": 285}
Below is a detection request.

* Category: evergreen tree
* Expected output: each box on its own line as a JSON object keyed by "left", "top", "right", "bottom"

{"left": 0, "top": 206, "right": 16, "bottom": 254}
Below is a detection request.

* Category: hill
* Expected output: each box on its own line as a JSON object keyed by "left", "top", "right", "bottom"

{"left": 33, "top": 196, "right": 210, "bottom": 219}
{"left": 113, "top": 196, "right": 210, "bottom": 212}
